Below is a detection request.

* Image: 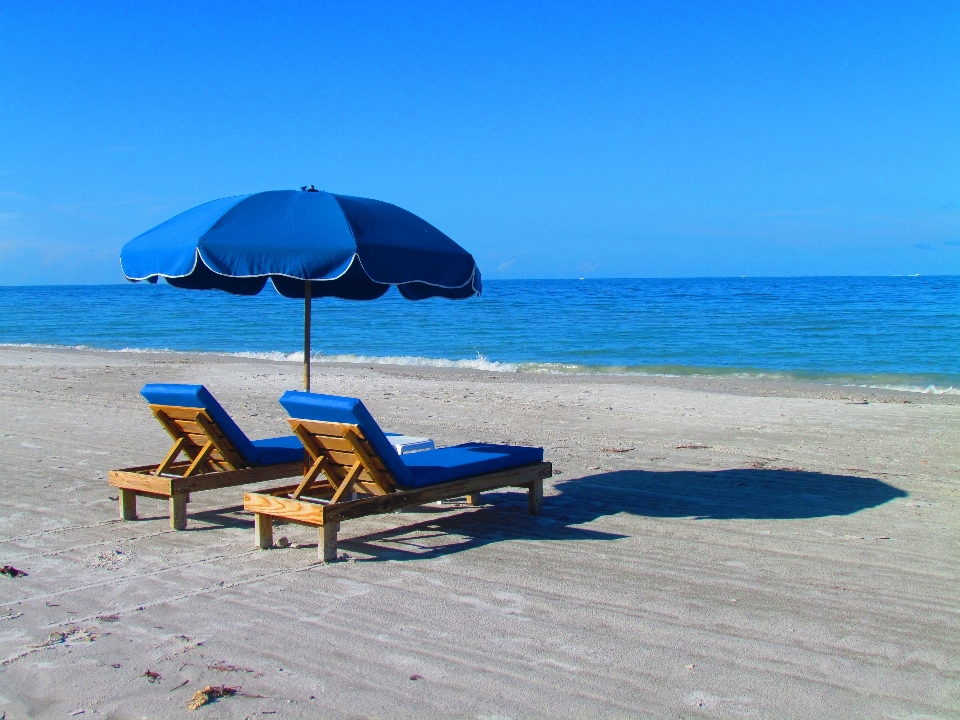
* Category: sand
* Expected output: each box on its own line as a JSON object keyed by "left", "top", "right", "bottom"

{"left": 0, "top": 345, "right": 957, "bottom": 718}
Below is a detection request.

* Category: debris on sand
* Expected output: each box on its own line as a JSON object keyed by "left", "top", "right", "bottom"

{"left": 601, "top": 447, "right": 635, "bottom": 453}
{"left": 207, "top": 661, "right": 255, "bottom": 674}
{"left": 31, "top": 626, "right": 99, "bottom": 648}
{"left": 34, "top": 632, "right": 69, "bottom": 648}
{"left": 188, "top": 685, "right": 238, "bottom": 710}
{"left": 0, "top": 566, "right": 26, "bottom": 578}
{"left": 142, "top": 670, "right": 162, "bottom": 683}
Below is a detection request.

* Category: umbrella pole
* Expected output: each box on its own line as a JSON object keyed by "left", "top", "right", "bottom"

{"left": 304, "top": 281, "right": 311, "bottom": 391}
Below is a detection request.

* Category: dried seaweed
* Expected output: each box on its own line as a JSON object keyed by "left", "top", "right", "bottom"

{"left": 30, "top": 626, "right": 98, "bottom": 648}
{"left": 187, "top": 685, "right": 238, "bottom": 710}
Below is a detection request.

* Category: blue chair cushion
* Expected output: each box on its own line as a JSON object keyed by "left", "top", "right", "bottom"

{"left": 141, "top": 384, "right": 300, "bottom": 466}
{"left": 279, "top": 391, "right": 543, "bottom": 489}
{"left": 279, "top": 391, "right": 413, "bottom": 484}
{"left": 250, "top": 436, "right": 306, "bottom": 465}
{"left": 400, "top": 443, "right": 544, "bottom": 488}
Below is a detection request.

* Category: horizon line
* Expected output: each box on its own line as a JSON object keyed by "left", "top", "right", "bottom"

{"left": 0, "top": 273, "right": 954, "bottom": 290}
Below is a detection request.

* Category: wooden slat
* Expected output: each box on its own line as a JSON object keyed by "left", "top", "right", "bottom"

{"left": 290, "top": 422, "right": 351, "bottom": 498}
{"left": 288, "top": 419, "right": 394, "bottom": 501}
{"left": 283, "top": 480, "right": 381, "bottom": 499}
{"left": 109, "top": 470, "right": 174, "bottom": 496}
{"left": 354, "top": 479, "right": 387, "bottom": 496}
{"left": 256, "top": 481, "right": 329, "bottom": 497}
{"left": 168, "top": 419, "right": 205, "bottom": 435}
{"left": 183, "top": 440, "right": 215, "bottom": 477}
{"left": 291, "top": 422, "right": 324, "bottom": 460}
{"left": 289, "top": 419, "right": 360, "bottom": 438}
{"left": 154, "top": 436, "right": 187, "bottom": 476}
{"left": 194, "top": 413, "right": 243, "bottom": 469}
{"left": 110, "top": 462, "right": 169, "bottom": 474}
{"left": 247, "top": 462, "right": 552, "bottom": 526}
{"left": 149, "top": 404, "right": 244, "bottom": 467}
{"left": 151, "top": 404, "right": 209, "bottom": 421}
{"left": 133, "top": 490, "right": 171, "bottom": 500}
{"left": 291, "top": 455, "right": 332, "bottom": 499}
{"left": 343, "top": 428, "right": 395, "bottom": 493}
{"left": 291, "top": 434, "right": 360, "bottom": 453}
{"left": 116, "top": 402, "right": 305, "bottom": 531}
{"left": 319, "top": 448, "right": 388, "bottom": 470}
{"left": 330, "top": 461, "right": 365, "bottom": 503}
{"left": 325, "top": 462, "right": 552, "bottom": 523}
{"left": 152, "top": 407, "right": 189, "bottom": 444}
{"left": 170, "top": 461, "right": 303, "bottom": 493}
{"left": 288, "top": 421, "right": 381, "bottom": 452}
{"left": 110, "top": 461, "right": 303, "bottom": 495}
{"left": 244, "top": 492, "right": 326, "bottom": 526}
{"left": 111, "top": 461, "right": 204, "bottom": 477}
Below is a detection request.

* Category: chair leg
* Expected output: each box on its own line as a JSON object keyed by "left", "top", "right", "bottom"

{"left": 319, "top": 522, "right": 339, "bottom": 563}
{"left": 255, "top": 514, "right": 273, "bottom": 549}
{"left": 170, "top": 493, "right": 188, "bottom": 530}
{"left": 528, "top": 478, "right": 543, "bottom": 515}
{"left": 466, "top": 493, "right": 480, "bottom": 506}
{"left": 119, "top": 489, "right": 137, "bottom": 521}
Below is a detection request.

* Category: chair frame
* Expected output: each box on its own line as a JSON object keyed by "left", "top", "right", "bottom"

{"left": 244, "top": 418, "right": 552, "bottom": 562}
{"left": 109, "top": 404, "right": 303, "bottom": 530}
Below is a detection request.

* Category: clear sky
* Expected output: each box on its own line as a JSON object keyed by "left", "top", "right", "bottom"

{"left": 1, "top": 1, "right": 958, "bottom": 284}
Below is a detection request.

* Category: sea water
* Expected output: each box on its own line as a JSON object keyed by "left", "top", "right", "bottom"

{"left": 1, "top": 276, "right": 958, "bottom": 393}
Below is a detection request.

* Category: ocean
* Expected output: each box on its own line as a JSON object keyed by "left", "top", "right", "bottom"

{"left": 1, "top": 276, "right": 958, "bottom": 394}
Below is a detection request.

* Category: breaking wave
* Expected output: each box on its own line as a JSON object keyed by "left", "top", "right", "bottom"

{"left": 3, "top": 342, "right": 957, "bottom": 394}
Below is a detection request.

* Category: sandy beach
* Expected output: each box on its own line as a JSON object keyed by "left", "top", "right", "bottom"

{"left": 0, "top": 345, "right": 957, "bottom": 718}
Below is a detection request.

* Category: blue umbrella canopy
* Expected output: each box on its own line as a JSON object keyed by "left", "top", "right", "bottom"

{"left": 120, "top": 189, "right": 481, "bottom": 388}
{"left": 121, "top": 189, "right": 481, "bottom": 299}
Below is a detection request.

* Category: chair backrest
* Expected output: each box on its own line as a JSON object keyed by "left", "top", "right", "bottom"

{"left": 140, "top": 384, "right": 257, "bottom": 466}
{"left": 279, "top": 391, "right": 414, "bottom": 486}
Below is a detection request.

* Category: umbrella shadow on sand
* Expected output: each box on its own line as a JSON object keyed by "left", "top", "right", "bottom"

{"left": 321, "top": 468, "right": 908, "bottom": 562}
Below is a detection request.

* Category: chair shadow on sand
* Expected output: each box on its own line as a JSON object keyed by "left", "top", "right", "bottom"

{"left": 192, "top": 467, "right": 908, "bottom": 562}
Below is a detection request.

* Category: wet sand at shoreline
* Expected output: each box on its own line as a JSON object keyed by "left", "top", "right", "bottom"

{"left": 0, "top": 346, "right": 957, "bottom": 718}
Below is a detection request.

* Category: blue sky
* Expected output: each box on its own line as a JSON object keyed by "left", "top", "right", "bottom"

{"left": 1, "top": 1, "right": 958, "bottom": 283}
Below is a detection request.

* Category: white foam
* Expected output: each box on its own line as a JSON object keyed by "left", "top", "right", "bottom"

{"left": 3, "top": 342, "right": 958, "bottom": 394}
{"left": 234, "top": 350, "right": 519, "bottom": 372}
{"left": 858, "top": 383, "right": 960, "bottom": 395}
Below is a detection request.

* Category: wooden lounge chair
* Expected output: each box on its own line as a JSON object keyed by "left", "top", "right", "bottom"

{"left": 244, "top": 391, "right": 552, "bottom": 562}
{"left": 109, "top": 384, "right": 305, "bottom": 530}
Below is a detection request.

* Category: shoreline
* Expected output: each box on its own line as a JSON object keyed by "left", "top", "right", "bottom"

{"left": 3, "top": 343, "right": 958, "bottom": 404}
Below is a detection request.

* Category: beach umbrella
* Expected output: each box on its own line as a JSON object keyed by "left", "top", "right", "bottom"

{"left": 120, "top": 188, "right": 481, "bottom": 390}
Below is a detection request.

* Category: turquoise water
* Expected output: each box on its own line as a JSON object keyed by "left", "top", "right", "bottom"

{"left": 1, "top": 277, "right": 958, "bottom": 393}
